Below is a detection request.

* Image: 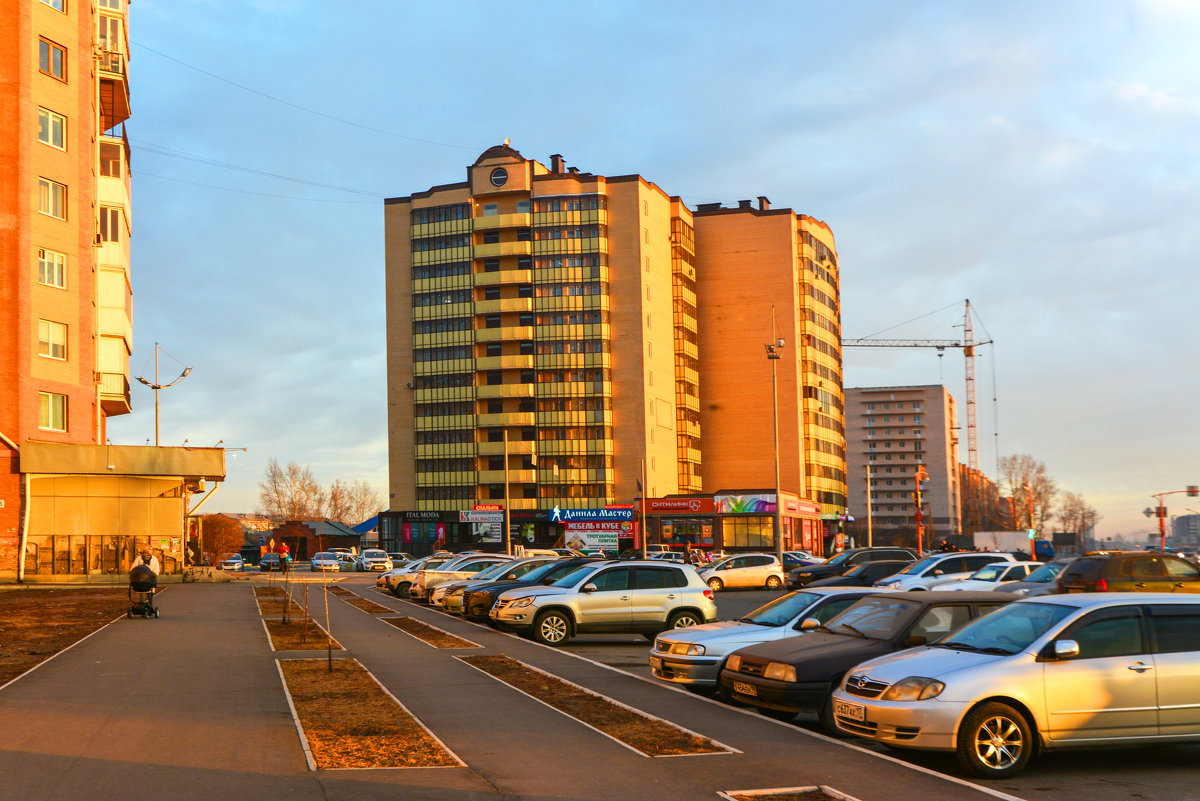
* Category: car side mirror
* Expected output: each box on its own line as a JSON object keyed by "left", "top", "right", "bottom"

{"left": 1053, "top": 639, "right": 1080, "bottom": 659}
{"left": 906, "top": 634, "right": 928, "bottom": 647}
{"left": 932, "top": 569, "right": 943, "bottom": 576}
{"left": 799, "top": 617, "right": 821, "bottom": 631}
{"left": 581, "top": 583, "right": 598, "bottom": 593}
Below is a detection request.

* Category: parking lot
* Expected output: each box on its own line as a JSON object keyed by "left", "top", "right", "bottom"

{"left": 373, "top": 579, "right": 1200, "bottom": 801}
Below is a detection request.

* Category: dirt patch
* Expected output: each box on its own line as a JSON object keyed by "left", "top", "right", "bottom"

{"left": 257, "top": 599, "right": 305, "bottom": 618}
{"left": 323, "top": 585, "right": 356, "bottom": 597}
{"left": 728, "top": 791, "right": 846, "bottom": 801}
{"left": 279, "top": 659, "right": 459, "bottom": 769}
{"left": 265, "top": 617, "right": 343, "bottom": 651}
{"left": 0, "top": 589, "right": 128, "bottom": 685}
{"left": 460, "top": 654, "right": 726, "bottom": 757}
{"left": 383, "top": 617, "right": 478, "bottom": 648}
{"left": 254, "top": 586, "right": 285, "bottom": 598}
{"left": 343, "top": 597, "right": 394, "bottom": 614}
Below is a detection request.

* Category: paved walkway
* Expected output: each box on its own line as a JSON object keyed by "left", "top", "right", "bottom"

{"left": 0, "top": 578, "right": 1023, "bottom": 801}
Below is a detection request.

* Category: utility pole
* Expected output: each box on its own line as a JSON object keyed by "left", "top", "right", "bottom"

{"left": 765, "top": 307, "right": 785, "bottom": 564}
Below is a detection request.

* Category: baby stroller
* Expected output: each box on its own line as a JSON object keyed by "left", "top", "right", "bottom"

{"left": 128, "top": 564, "right": 159, "bottom": 618}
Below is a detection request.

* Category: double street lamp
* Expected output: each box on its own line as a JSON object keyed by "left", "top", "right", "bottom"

{"left": 766, "top": 313, "right": 785, "bottom": 564}
{"left": 135, "top": 342, "right": 191, "bottom": 447}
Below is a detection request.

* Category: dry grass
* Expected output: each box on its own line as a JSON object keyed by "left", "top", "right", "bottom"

{"left": 265, "top": 617, "right": 343, "bottom": 651}
{"left": 323, "top": 585, "right": 356, "bottom": 597}
{"left": 383, "top": 617, "right": 478, "bottom": 648}
{"left": 343, "top": 597, "right": 394, "bottom": 614}
{"left": 461, "top": 654, "right": 724, "bottom": 756}
{"left": 0, "top": 589, "right": 128, "bottom": 684}
{"left": 279, "top": 659, "right": 458, "bottom": 769}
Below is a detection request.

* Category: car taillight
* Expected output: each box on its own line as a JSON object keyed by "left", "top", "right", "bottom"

{"left": 1095, "top": 577, "right": 1108, "bottom": 592}
{"left": 703, "top": 589, "right": 714, "bottom": 601}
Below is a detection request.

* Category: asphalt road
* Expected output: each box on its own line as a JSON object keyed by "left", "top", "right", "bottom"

{"left": 557, "top": 588, "right": 1200, "bottom": 801}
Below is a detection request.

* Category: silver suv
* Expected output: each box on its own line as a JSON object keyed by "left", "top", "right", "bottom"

{"left": 490, "top": 560, "right": 717, "bottom": 646}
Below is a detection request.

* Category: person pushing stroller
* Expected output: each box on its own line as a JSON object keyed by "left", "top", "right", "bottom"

{"left": 128, "top": 547, "right": 160, "bottom": 619}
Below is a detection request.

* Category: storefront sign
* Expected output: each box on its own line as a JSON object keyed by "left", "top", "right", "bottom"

{"left": 473, "top": 504, "right": 504, "bottom": 511}
{"left": 783, "top": 497, "right": 822, "bottom": 516}
{"left": 403, "top": 511, "right": 442, "bottom": 522}
{"left": 645, "top": 497, "right": 714, "bottom": 514}
{"left": 460, "top": 510, "right": 504, "bottom": 523}
{"left": 714, "top": 494, "right": 776, "bottom": 514}
{"left": 549, "top": 506, "right": 633, "bottom": 522}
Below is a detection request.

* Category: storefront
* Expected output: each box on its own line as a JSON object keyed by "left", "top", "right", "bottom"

{"left": 641, "top": 491, "right": 824, "bottom": 555}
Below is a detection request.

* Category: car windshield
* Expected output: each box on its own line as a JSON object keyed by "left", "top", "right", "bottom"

{"left": 472, "top": 562, "right": 514, "bottom": 581}
{"left": 552, "top": 564, "right": 603, "bottom": 588}
{"left": 897, "top": 555, "right": 942, "bottom": 575}
{"left": 969, "top": 564, "right": 1008, "bottom": 582}
{"left": 1024, "top": 561, "right": 1068, "bottom": 583}
{"left": 706, "top": 557, "right": 735, "bottom": 571}
{"left": 363, "top": 550, "right": 386, "bottom": 558}
{"left": 937, "top": 602, "right": 1075, "bottom": 654}
{"left": 221, "top": 554, "right": 240, "bottom": 561}
{"left": 314, "top": 553, "right": 333, "bottom": 560}
{"left": 825, "top": 551, "right": 854, "bottom": 567}
{"left": 742, "top": 592, "right": 820, "bottom": 626}
{"left": 826, "top": 597, "right": 921, "bottom": 640}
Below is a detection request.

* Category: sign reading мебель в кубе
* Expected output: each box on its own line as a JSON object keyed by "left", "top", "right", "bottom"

{"left": 553, "top": 507, "right": 635, "bottom": 552}
{"left": 550, "top": 506, "right": 634, "bottom": 522}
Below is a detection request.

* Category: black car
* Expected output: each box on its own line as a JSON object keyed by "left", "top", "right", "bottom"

{"left": 718, "top": 591, "right": 1012, "bottom": 731}
{"left": 806, "top": 560, "right": 913, "bottom": 588}
{"left": 259, "top": 553, "right": 282, "bottom": 572}
{"left": 462, "top": 557, "right": 600, "bottom": 623}
{"left": 788, "top": 547, "right": 917, "bottom": 589}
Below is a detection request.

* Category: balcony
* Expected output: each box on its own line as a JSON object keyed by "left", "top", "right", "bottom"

{"left": 98, "top": 51, "right": 130, "bottom": 131}
{"left": 475, "top": 297, "right": 533, "bottom": 315}
{"left": 474, "top": 269, "right": 533, "bottom": 287}
{"left": 413, "top": 331, "right": 473, "bottom": 349}
{"left": 414, "top": 358, "right": 473, "bottom": 375}
{"left": 536, "top": 410, "right": 613, "bottom": 427}
{"left": 414, "top": 414, "right": 476, "bottom": 431}
{"left": 534, "top": 295, "right": 610, "bottom": 313}
{"left": 99, "top": 372, "right": 131, "bottom": 416}
{"left": 477, "top": 439, "right": 536, "bottom": 455}
{"left": 476, "top": 383, "right": 535, "bottom": 399}
{"left": 534, "top": 381, "right": 611, "bottom": 398}
{"left": 476, "top": 325, "right": 534, "bottom": 343}
{"left": 411, "top": 218, "right": 471, "bottom": 238}
{"left": 537, "top": 440, "right": 614, "bottom": 456}
{"left": 475, "top": 355, "right": 533, "bottom": 371}
{"left": 414, "top": 302, "right": 473, "bottom": 319}
{"left": 532, "top": 352, "right": 612, "bottom": 370}
{"left": 679, "top": 393, "right": 700, "bottom": 413}
{"left": 474, "top": 241, "right": 532, "bottom": 259}
{"left": 675, "top": 340, "right": 700, "bottom": 362}
{"left": 477, "top": 412, "right": 536, "bottom": 428}
{"left": 479, "top": 469, "right": 537, "bottom": 484}
{"left": 531, "top": 236, "right": 608, "bottom": 256}
{"left": 413, "top": 386, "right": 474, "bottom": 403}
{"left": 472, "top": 212, "right": 531, "bottom": 231}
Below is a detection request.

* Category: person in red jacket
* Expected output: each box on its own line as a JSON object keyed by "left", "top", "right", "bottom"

{"left": 275, "top": 541, "right": 291, "bottom": 573}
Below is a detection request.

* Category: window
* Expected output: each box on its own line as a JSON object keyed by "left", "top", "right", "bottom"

{"left": 482, "top": 230, "right": 500, "bottom": 244}
{"left": 39, "top": 392, "right": 67, "bottom": 431}
{"left": 1148, "top": 608, "right": 1200, "bottom": 654}
{"left": 37, "top": 178, "right": 66, "bottom": 219}
{"left": 39, "top": 39, "right": 66, "bottom": 81}
{"left": 99, "top": 207, "right": 121, "bottom": 242}
{"left": 516, "top": 200, "right": 531, "bottom": 213}
{"left": 39, "top": 0, "right": 66, "bottom": 10}
{"left": 644, "top": 228, "right": 649, "bottom": 243}
{"left": 1067, "top": 613, "right": 1143, "bottom": 659}
{"left": 38, "top": 320, "right": 67, "bottom": 360}
{"left": 38, "top": 248, "right": 66, "bottom": 288}
{"left": 482, "top": 203, "right": 498, "bottom": 216}
{"left": 100, "top": 0, "right": 121, "bottom": 8}
{"left": 485, "top": 343, "right": 501, "bottom": 357}
{"left": 38, "top": 108, "right": 65, "bottom": 149}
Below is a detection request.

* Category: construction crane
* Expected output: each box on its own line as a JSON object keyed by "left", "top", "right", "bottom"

{"left": 842, "top": 299, "right": 991, "bottom": 472}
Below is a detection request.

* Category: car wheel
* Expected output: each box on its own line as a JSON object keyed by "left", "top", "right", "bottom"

{"left": 707, "top": 577, "right": 724, "bottom": 592}
{"left": 818, "top": 690, "right": 847, "bottom": 736}
{"left": 956, "top": 702, "right": 1033, "bottom": 779}
{"left": 532, "top": 610, "right": 571, "bottom": 646}
{"left": 126, "top": 610, "right": 133, "bottom": 619}
{"left": 396, "top": 582, "right": 412, "bottom": 599}
{"left": 765, "top": 575, "right": 783, "bottom": 589}
{"left": 668, "top": 611, "right": 702, "bottom": 629}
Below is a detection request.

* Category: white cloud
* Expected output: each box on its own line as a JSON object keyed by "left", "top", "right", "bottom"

{"left": 1106, "top": 80, "right": 1200, "bottom": 117}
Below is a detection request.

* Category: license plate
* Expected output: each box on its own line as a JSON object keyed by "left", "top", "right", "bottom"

{"left": 833, "top": 699, "right": 865, "bottom": 722}
{"left": 732, "top": 681, "right": 757, "bottom": 697}
{"left": 1066, "top": 588, "right": 1083, "bottom": 594}
{"left": 649, "top": 656, "right": 663, "bottom": 670}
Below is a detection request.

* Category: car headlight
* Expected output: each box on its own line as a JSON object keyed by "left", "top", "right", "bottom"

{"left": 510, "top": 597, "right": 535, "bottom": 608}
{"left": 764, "top": 662, "right": 797, "bottom": 682}
{"left": 726, "top": 654, "right": 742, "bottom": 672}
{"left": 668, "top": 642, "right": 705, "bottom": 656}
{"left": 880, "top": 581, "right": 901, "bottom": 590}
{"left": 880, "top": 676, "right": 945, "bottom": 701}
{"left": 448, "top": 588, "right": 464, "bottom": 597}
{"left": 1013, "top": 587, "right": 1029, "bottom": 596}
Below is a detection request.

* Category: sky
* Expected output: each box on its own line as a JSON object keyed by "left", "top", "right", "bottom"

{"left": 109, "top": 0, "right": 1200, "bottom": 541}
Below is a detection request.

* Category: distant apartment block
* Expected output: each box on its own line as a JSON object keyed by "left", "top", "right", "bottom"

{"left": 845, "top": 385, "right": 960, "bottom": 542}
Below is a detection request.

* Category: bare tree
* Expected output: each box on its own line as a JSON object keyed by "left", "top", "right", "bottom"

{"left": 1057, "top": 491, "right": 1102, "bottom": 550}
{"left": 325, "top": 479, "right": 353, "bottom": 523}
{"left": 201, "top": 514, "right": 247, "bottom": 565}
{"left": 998, "top": 454, "right": 1058, "bottom": 534}
{"left": 345, "top": 479, "right": 381, "bottom": 525}
{"left": 258, "top": 459, "right": 325, "bottom": 520}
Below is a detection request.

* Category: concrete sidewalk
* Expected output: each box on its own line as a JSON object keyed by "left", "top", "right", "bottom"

{"left": 0, "top": 580, "right": 1024, "bottom": 801}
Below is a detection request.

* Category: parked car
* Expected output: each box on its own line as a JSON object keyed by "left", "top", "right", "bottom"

{"left": 259, "top": 553, "right": 282, "bottom": 572}
{"left": 438, "top": 557, "right": 557, "bottom": 613}
{"left": 932, "top": 561, "right": 1041, "bottom": 591}
{"left": 359, "top": 548, "right": 393, "bottom": 572}
{"left": 783, "top": 550, "right": 825, "bottom": 570}
{"left": 491, "top": 560, "right": 716, "bottom": 646}
{"left": 552, "top": 548, "right": 585, "bottom": 557}
{"left": 217, "top": 553, "right": 244, "bottom": 572}
{"left": 650, "top": 587, "right": 873, "bottom": 692}
{"left": 462, "top": 557, "right": 601, "bottom": 623}
{"left": 1056, "top": 551, "right": 1200, "bottom": 593}
{"left": 327, "top": 547, "right": 352, "bottom": 555}
{"left": 382, "top": 555, "right": 455, "bottom": 598}
{"left": 874, "top": 552, "right": 1016, "bottom": 591}
{"left": 719, "top": 591, "right": 1013, "bottom": 730}
{"left": 649, "top": 552, "right": 686, "bottom": 563}
{"left": 336, "top": 552, "right": 362, "bottom": 572}
{"left": 995, "top": 558, "right": 1074, "bottom": 596}
{"left": 788, "top": 547, "right": 918, "bottom": 588}
{"left": 832, "top": 593, "right": 1200, "bottom": 778}
{"left": 697, "top": 553, "right": 785, "bottom": 591}
{"left": 414, "top": 554, "right": 512, "bottom": 602}
{"left": 388, "top": 552, "right": 414, "bottom": 565}
{"left": 310, "top": 552, "right": 341, "bottom": 572}
{"left": 807, "top": 560, "right": 914, "bottom": 588}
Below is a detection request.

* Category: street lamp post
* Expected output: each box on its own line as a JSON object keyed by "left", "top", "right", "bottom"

{"left": 135, "top": 342, "right": 192, "bottom": 446}
{"left": 765, "top": 309, "right": 785, "bottom": 564}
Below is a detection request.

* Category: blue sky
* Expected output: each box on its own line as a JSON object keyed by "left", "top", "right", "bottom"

{"left": 109, "top": 1, "right": 1200, "bottom": 539}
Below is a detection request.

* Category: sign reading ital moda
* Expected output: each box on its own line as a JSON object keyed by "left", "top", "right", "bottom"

{"left": 549, "top": 506, "right": 634, "bottom": 522}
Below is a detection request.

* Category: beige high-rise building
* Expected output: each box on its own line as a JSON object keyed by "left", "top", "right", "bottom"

{"left": 383, "top": 145, "right": 844, "bottom": 553}
{"left": 845, "top": 385, "right": 961, "bottom": 545}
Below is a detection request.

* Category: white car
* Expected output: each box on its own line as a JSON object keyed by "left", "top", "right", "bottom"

{"left": 697, "top": 553, "right": 785, "bottom": 591}
{"left": 310, "top": 552, "right": 341, "bottom": 572}
{"left": 874, "top": 552, "right": 1016, "bottom": 591}
{"left": 217, "top": 553, "right": 244, "bottom": 571}
{"left": 359, "top": 548, "right": 393, "bottom": 572}
{"left": 416, "top": 554, "right": 512, "bottom": 602}
{"left": 932, "top": 561, "right": 1041, "bottom": 592}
